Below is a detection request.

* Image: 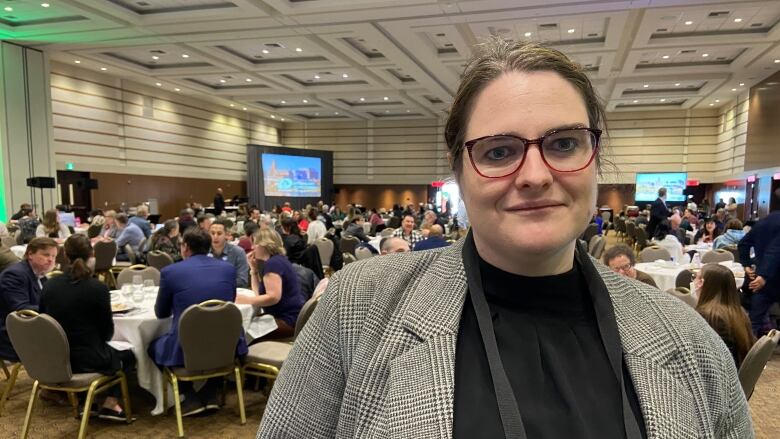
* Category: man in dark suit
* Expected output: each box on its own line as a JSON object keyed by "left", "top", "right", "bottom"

{"left": 0, "top": 237, "right": 58, "bottom": 361}
{"left": 739, "top": 188, "right": 780, "bottom": 336}
{"left": 647, "top": 187, "right": 670, "bottom": 239}
{"left": 148, "top": 227, "right": 247, "bottom": 416}
{"left": 213, "top": 188, "right": 225, "bottom": 216}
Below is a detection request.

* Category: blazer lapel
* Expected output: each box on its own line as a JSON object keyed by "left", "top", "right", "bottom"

{"left": 385, "top": 242, "right": 467, "bottom": 439}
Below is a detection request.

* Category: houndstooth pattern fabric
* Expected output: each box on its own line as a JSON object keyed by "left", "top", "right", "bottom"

{"left": 257, "top": 239, "right": 754, "bottom": 439}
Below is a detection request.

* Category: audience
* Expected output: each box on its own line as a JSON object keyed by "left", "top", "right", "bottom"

{"left": 369, "top": 208, "right": 384, "bottom": 227}
{"left": 236, "top": 228, "right": 305, "bottom": 341}
{"left": 36, "top": 209, "right": 71, "bottom": 240}
{"left": 713, "top": 219, "right": 745, "bottom": 250}
{"left": 102, "top": 210, "right": 120, "bottom": 240}
{"left": 602, "top": 244, "right": 657, "bottom": 288}
{"left": 306, "top": 214, "right": 327, "bottom": 245}
{"left": 10, "top": 203, "right": 32, "bottom": 221}
{"left": 115, "top": 213, "right": 144, "bottom": 261}
{"left": 149, "top": 228, "right": 247, "bottom": 417}
{"left": 149, "top": 219, "right": 181, "bottom": 261}
{"left": 392, "top": 214, "right": 423, "bottom": 249}
{"left": 413, "top": 225, "right": 450, "bottom": 251}
{"left": 40, "top": 234, "right": 134, "bottom": 420}
{"left": 0, "top": 237, "right": 58, "bottom": 362}
{"left": 238, "top": 221, "right": 259, "bottom": 253}
{"left": 279, "top": 217, "right": 307, "bottom": 262}
{"left": 694, "top": 263, "right": 755, "bottom": 368}
{"left": 178, "top": 208, "right": 196, "bottom": 232}
{"left": 651, "top": 220, "right": 684, "bottom": 262}
{"left": 208, "top": 220, "right": 249, "bottom": 288}
{"left": 693, "top": 218, "right": 721, "bottom": 244}
{"left": 197, "top": 214, "right": 214, "bottom": 231}
{"left": 725, "top": 197, "right": 738, "bottom": 220}
{"left": 379, "top": 236, "right": 410, "bottom": 255}
{"left": 130, "top": 204, "right": 153, "bottom": 238}
{"left": 343, "top": 216, "right": 370, "bottom": 242}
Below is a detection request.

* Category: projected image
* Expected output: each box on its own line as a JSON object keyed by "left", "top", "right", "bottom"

{"left": 635, "top": 172, "right": 687, "bottom": 202}
{"left": 262, "top": 153, "right": 322, "bottom": 197}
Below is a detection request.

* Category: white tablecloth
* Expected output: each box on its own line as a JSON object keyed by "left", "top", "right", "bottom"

{"left": 635, "top": 261, "right": 745, "bottom": 292}
{"left": 110, "top": 287, "right": 263, "bottom": 415}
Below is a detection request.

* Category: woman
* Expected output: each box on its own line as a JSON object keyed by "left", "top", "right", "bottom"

{"left": 236, "top": 228, "right": 305, "bottom": 341}
{"left": 279, "top": 217, "right": 306, "bottom": 263}
{"left": 369, "top": 208, "right": 384, "bottom": 227}
{"left": 149, "top": 219, "right": 181, "bottom": 261}
{"left": 238, "top": 221, "right": 259, "bottom": 253}
{"left": 306, "top": 215, "right": 327, "bottom": 245}
{"left": 651, "top": 220, "right": 685, "bottom": 262}
{"left": 101, "top": 210, "right": 120, "bottom": 240}
{"left": 694, "top": 218, "right": 721, "bottom": 244}
{"left": 297, "top": 209, "right": 310, "bottom": 233}
{"left": 713, "top": 219, "right": 746, "bottom": 250}
{"left": 726, "top": 197, "right": 738, "bottom": 219}
{"left": 331, "top": 206, "right": 346, "bottom": 222}
{"left": 39, "top": 234, "right": 134, "bottom": 420}
{"left": 695, "top": 263, "right": 755, "bottom": 367}
{"left": 258, "top": 39, "right": 751, "bottom": 438}
{"left": 35, "top": 209, "right": 71, "bottom": 240}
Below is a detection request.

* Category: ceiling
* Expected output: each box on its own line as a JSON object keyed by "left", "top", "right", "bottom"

{"left": 5, "top": 0, "right": 780, "bottom": 122}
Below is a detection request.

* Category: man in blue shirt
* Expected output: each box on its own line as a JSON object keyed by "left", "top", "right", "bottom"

{"left": 208, "top": 220, "right": 249, "bottom": 288}
{"left": 414, "top": 225, "right": 450, "bottom": 251}
{"left": 129, "top": 204, "right": 152, "bottom": 238}
{"left": 115, "top": 213, "right": 144, "bottom": 261}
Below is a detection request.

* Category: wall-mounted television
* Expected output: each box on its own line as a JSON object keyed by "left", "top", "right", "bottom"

{"left": 635, "top": 172, "right": 687, "bottom": 202}
{"left": 261, "top": 153, "right": 322, "bottom": 198}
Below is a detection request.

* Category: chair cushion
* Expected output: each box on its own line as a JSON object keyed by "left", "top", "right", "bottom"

{"left": 45, "top": 372, "right": 105, "bottom": 388}
{"left": 170, "top": 366, "right": 233, "bottom": 378}
{"left": 245, "top": 342, "right": 292, "bottom": 367}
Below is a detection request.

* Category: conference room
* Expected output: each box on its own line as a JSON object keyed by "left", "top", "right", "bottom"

{"left": 1, "top": 0, "right": 780, "bottom": 437}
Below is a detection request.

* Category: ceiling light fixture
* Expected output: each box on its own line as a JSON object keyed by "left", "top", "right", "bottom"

{"left": 271, "top": 115, "right": 276, "bottom": 119}
{"left": 731, "top": 88, "right": 737, "bottom": 91}
{"left": 295, "top": 48, "right": 302, "bottom": 52}
{"left": 4, "top": 7, "right": 12, "bottom": 12}
{"left": 524, "top": 32, "right": 532, "bottom": 37}
{"left": 302, "top": 99, "right": 308, "bottom": 103}
{"left": 74, "top": 60, "right": 81, "bottom": 64}
{"left": 219, "top": 79, "right": 226, "bottom": 83}
{"left": 242, "top": 107, "right": 247, "bottom": 111}
{"left": 314, "top": 75, "right": 320, "bottom": 79}
{"left": 174, "top": 88, "right": 181, "bottom": 91}
{"left": 774, "top": 59, "right": 780, "bottom": 63}
{"left": 342, "top": 73, "right": 349, "bottom": 78}
{"left": 643, "top": 84, "right": 649, "bottom": 88}
{"left": 674, "top": 83, "right": 681, "bottom": 86}
{"left": 100, "top": 67, "right": 107, "bottom": 71}
{"left": 684, "top": 20, "right": 693, "bottom": 25}
{"left": 280, "top": 118, "right": 285, "bottom": 121}
{"left": 734, "top": 18, "right": 742, "bottom": 23}
{"left": 715, "top": 99, "right": 720, "bottom": 103}
{"left": 739, "top": 82, "right": 744, "bottom": 86}
{"left": 406, "top": 109, "right": 411, "bottom": 113}
{"left": 702, "top": 53, "right": 709, "bottom": 57}
{"left": 567, "top": 28, "right": 575, "bottom": 34}
{"left": 660, "top": 98, "right": 666, "bottom": 102}
{"left": 359, "top": 97, "right": 365, "bottom": 102}
{"left": 41, "top": 3, "right": 50, "bottom": 7}
{"left": 152, "top": 55, "right": 159, "bottom": 60}
{"left": 633, "top": 100, "right": 639, "bottom": 103}
{"left": 245, "top": 78, "right": 252, "bottom": 82}
{"left": 181, "top": 54, "right": 190, "bottom": 58}
{"left": 155, "top": 82, "right": 162, "bottom": 87}
{"left": 280, "top": 100, "right": 286, "bottom": 104}
{"left": 262, "top": 49, "right": 269, "bottom": 54}
{"left": 230, "top": 104, "right": 235, "bottom": 107}
{"left": 662, "top": 55, "right": 670, "bottom": 59}
{"left": 334, "top": 112, "right": 339, "bottom": 115}
{"left": 709, "top": 103, "right": 714, "bottom": 106}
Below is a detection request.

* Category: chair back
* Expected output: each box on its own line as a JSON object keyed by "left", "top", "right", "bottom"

{"left": 592, "top": 237, "right": 606, "bottom": 260}
{"left": 294, "top": 295, "right": 321, "bottom": 337}
{"left": 6, "top": 311, "right": 72, "bottom": 384}
{"left": 342, "top": 253, "right": 357, "bottom": 265}
{"left": 380, "top": 228, "right": 395, "bottom": 238}
{"left": 675, "top": 269, "right": 695, "bottom": 289}
{"left": 665, "top": 287, "right": 697, "bottom": 308}
{"left": 124, "top": 244, "right": 138, "bottom": 265}
{"left": 625, "top": 221, "right": 636, "bottom": 243}
{"left": 738, "top": 329, "right": 780, "bottom": 399}
{"left": 1, "top": 236, "right": 15, "bottom": 249}
{"left": 355, "top": 246, "right": 374, "bottom": 260}
{"left": 147, "top": 250, "right": 174, "bottom": 270}
{"left": 600, "top": 211, "right": 611, "bottom": 223}
{"left": 93, "top": 240, "right": 117, "bottom": 271}
{"left": 86, "top": 224, "right": 102, "bottom": 239}
{"left": 639, "top": 245, "right": 671, "bottom": 262}
{"left": 313, "top": 239, "right": 334, "bottom": 268}
{"left": 587, "top": 235, "right": 601, "bottom": 255}
{"left": 701, "top": 249, "right": 735, "bottom": 264}
{"left": 634, "top": 227, "right": 648, "bottom": 250}
{"left": 46, "top": 270, "right": 64, "bottom": 279}
{"left": 581, "top": 223, "right": 598, "bottom": 243}
{"left": 116, "top": 265, "right": 160, "bottom": 288}
{"left": 723, "top": 245, "right": 739, "bottom": 261}
{"left": 178, "top": 300, "right": 243, "bottom": 372}
{"left": 340, "top": 235, "right": 359, "bottom": 255}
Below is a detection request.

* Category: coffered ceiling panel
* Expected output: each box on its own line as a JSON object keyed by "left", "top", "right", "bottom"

{"left": 9, "top": 0, "right": 780, "bottom": 121}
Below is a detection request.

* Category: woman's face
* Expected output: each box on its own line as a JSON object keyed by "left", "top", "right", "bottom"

{"left": 459, "top": 70, "right": 597, "bottom": 261}
{"left": 706, "top": 221, "right": 716, "bottom": 233}
{"left": 170, "top": 226, "right": 179, "bottom": 237}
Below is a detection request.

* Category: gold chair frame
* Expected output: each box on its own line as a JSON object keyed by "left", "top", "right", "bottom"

{"left": 0, "top": 361, "right": 22, "bottom": 415}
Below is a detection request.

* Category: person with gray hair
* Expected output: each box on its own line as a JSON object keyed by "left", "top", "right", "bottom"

{"left": 379, "top": 237, "right": 410, "bottom": 255}
{"left": 129, "top": 204, "right": 152, "bottom": 238}
{"left": 413, "top": 224, "right": 450, "bottom": 252}
{"left": 602, "top": 244, "right": 657, "bottom": 288}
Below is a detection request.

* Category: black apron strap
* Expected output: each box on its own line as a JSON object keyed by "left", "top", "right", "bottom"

{"left": 462, "top": 232, "right": 527, "bottom": 439}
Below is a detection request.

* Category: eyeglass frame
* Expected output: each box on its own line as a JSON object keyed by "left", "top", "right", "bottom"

{"left": 463, "top": 127, "right": 602, "bottom": 178}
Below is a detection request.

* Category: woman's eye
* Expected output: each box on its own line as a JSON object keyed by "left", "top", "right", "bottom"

{"left": 549, "top": 138, "right": 578, "bottom": 152}
{"left": 485, "top": 147, "right": 512, "bottom": 160}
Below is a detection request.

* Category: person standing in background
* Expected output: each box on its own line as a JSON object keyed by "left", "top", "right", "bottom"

{"left": 214, "top": 188, "right": 225, "bottom": 216}
{"left": 647, "top": 187, "right": 670, "bottom": 238}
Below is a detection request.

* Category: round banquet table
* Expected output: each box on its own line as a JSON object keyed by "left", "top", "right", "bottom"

{"left": 110, "top": 287, "right": 262, "bottom": 415}
{"left": 634, "top": 261, "right": 745, "bottom": 293}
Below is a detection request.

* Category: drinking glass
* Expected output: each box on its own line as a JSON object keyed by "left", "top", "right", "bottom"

{"left": 121, "top": 284, "right": 133, "bottom": 301}
{"left": 132, "top": 275, "right": 143, "bottom": 288}
{"left": 131, "top": 285, "right": 145, "bottom": 305}
{"left": 143, "top": 279, "right": 156, "bottom": 299}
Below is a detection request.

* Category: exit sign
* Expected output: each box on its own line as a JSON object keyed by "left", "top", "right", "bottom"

{"left": 66, "top": 162, "right": 74, "bottom": 170}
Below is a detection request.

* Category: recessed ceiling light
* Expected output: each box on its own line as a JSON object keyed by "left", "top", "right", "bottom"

{"left": 342, "top": 73, "right": 349, "bottom": 78}
{"left": 702, "top": 53, "right": 709, "bottom": 57}
{"left": 662, "top": 55, "right": 670, "bottom": 59}
{"left": 230, "top": 104, "right": 235, "bottom": 107}
{"left": 295, "top": 48, "right": 302, "bottom": 52}
{"left": 385, "top": 110, "right": 389, "bottom": 113}
{"left": 715, "top": 99, "right": 720, "bottom": 103}
{"left": 280, "top": 100, "right": 286, "bottom": 104}
{"left": 633, "top": 100, "right": 639, "bottom": 103}
{"left": 245, "top": 78, "right": 252, "bottom": 82}
{"left": 41, "top": 3, "right": 50, "bottom": 7}
{"left": 739, "top": 82, "right": 744, "bottom": 86}
{"left": 314, "top": 75, "right": 320, "bottom": 79}
{"left": 660, "top": 98, "right": 666, "bottom": 102}
{"left": 406, "top": 109, "right": 411, "bottom": 113}
{"left": 359, "top": 97, "right": 365, "bottom": 102}
{"left": 174, "top": 88, "right": 181, "bottom": 91}
{"left": 567, "top": 28, "right": 575, "bottom": 34}
{"left": 302, "top": 99, "right": 308, "bottom": 103}
{"left": 524, "top": 32, "right": 532, "bottom": 37}
{"left": 334, "top": 112, "right": 339, "bottom": 115}
{"left": 684, "top": 20, "right": 693, "bottom": 25}
{"left": 261, "top": 49, "right": 269, "bottom": 54}
{"left": 181, "top": 54, "right": 190, "bottom": 58}
{"left": 219, "top": 79, "right": 226, "bottom": 83}
{"left": 732, "top": 88, "right": 737, "bottom": 91}
{"left": 383, "top": 96, "right": 389, "bottom": 101}
{"left": 643, "top": 84, "right": 649, "bottom": 88}
{"left": 4, "top": 7, "right": 12, "bottom": 12}
{"left": 709, "top": 103, "right": 714, "bottom": 106}
{"left": 74, "top": 60, "right": 81, "bottom": 64}
{"left": 100, "top": 67, "right": 107, "bottom": 71}
{"left": 774, "top": 59, "right": 780, "bottom": 63}
{"left": 242, "top": 107, "right": 247, "bottom": 111}
{"left": 271, "top": 115, "right": 276, "bottom": 119}
{"left": 315, "top": 113, "right": 319, "bottom": 116}
{"left": 280, "top": 118, "right": 285, "bottom": 121}
{"left": 674, "top": 83, "right": 680, "bottom": 86}
{"left": 155, "top": 82, "right": 162, "bottom": 87}
{"left": 152, "top": 56, "right": 159, "bottom": 60}
{"left": 734, "top": 18, "right": 742, "bottom": 23}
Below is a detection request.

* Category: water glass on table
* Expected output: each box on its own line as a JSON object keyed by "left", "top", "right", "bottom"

{"left": 121, "top": 284, "right": 133, "bottom": 302}
{"left": 142, "top": 279, "right": 156, "bottom": 300}
{"left": 131, "top": 285, "right": 145, "bottom": 305}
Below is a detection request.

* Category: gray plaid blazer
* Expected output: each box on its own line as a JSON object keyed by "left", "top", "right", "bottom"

{"left": 257, "top": 239, "right": 753, "bottom": 438}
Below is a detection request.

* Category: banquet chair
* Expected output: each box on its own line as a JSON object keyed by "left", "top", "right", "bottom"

{"left": 340, "top": 235, "right": 359, "bottom": 255}
{"left": 639, "top": 246, "right": 672, "bottom": 263}
{"left": 161, "top": 300, "right": 245, "bottom": 438}
{"left": 380, "top": 227, "right": 395, "bottom": 238}
{"left": 147, "top": 250, "right": 174, "bottom": 271}
{"left": 600, "top": 211, "right": 611, "bottom": 235}
{"left": 633, "top": 227, "right": 649, "bottom": 251}
{"left": 581, "top": 223, "right": 598, "bottom": 244}
{"left": 615, "top": 218, "right": 626, "bottom": 241}
{"left": 1, "top": 236, "right": 15, "bottom": 249}
{"left": 723, "top": 245, "right": 740, "bottom": 262}
{"left": 355, "top": 246, "right": 374, "bottom": 261}
{"left": 665, "top": 287, "right": 697, "bottom": 308}
{"left": 93, "top": 240, "right": 118, "bottom": 288}
{"left": 116, "top": 265, "right": 160, "bottom": 289}
{"left": 242, "top": 295, "right": 321, "bottom": 397}
{"left": 46, "top": 270, "right": 64, "bottom": 279}
{"left": 0, "top": 360, "right": 22, "bottom": 416}
{"left": 625, "top": 221, "right": 636, "bottom": 246}
{"left": 313, "top": 238, "right": 334, "bottom": 274}
{"left": 590, "top": 236, "right": 606, "bottom": 260}
{"left": 701, "top": 249, "right": 735, "bottom": 264}
{"left": 7, "top": 310, "right": 132, "bottom": 439}
{"left": 738, "top": 329, "right": 780, "bottom": 400}
{"left": 675, "top": 269, "right": 695, "bottom": 289}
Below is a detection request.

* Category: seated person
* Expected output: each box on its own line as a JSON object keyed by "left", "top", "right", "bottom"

{"left": 129, "top": 204, "right": 153, "bottom": 239}
{"left": 603, "top": 244, "right": 657, "bottom": 288}
{"left": 694, "top": 263, "right": 755, "bottom": 367}
{"left": 0, "top": 237, "right": 58, "bottom": 362}
{"left": 343, "top": 216, "right": 370, "bottom": 243}
{"left": 209, "top": 220, "right": 249, "bottom": 288}
{"left": 693, "top": 218, "right": 721, "bottom": 245}
{"left": 17, "top": 208, "right": 40, "bottom": 244}
{"left": 148, "top": 228, "right": 247, "bottom": 417}
{"left": 237, "top": 229, "right": 305, "bottom": 342}
{"left": 0, "top": 246, "right": 20, "bottom": 273}
{"left": 279, "top": 217, "right": 307, "bottom": 263}
{"left": 237, "top": 221, "right": 258, "bottom": 254}
{"left": 651, "top": 220, "right": 684, "bottom": 263}
{"left": 379, "top": 237, "right": 411, "bottom": 255}
{"left": 40, "top": 235, "right": 134, "bottom": 421}
{"left": 114, "top": 213, "right": 144, "bottom": 261}
{"left": 149, "top": 220, "right": 181, "bottom": 262}
{"left": 713, "top": 219, "right": 746, "bottom": 250}
{"left": 35, "top": 209, "right": 71, "bottom": 240}
{"left": 413, "top": 225, "right": 450, "bottom": 251}
{"left": 392, "top": 214, "right": 423, "bottom": 249}
{"left": 101, "top": 210, "right": 120, "bottom": 240}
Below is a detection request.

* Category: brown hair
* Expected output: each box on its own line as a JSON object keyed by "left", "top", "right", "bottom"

{"left": 41, "top": 209, "right": 60, "bottom": 235}
{"left": 696, "top": 263, "right": 755, "bottom": 366}
{"left": 24, "top": 237, "right": 58, "bottom": 258}
{"left": 444, "top": 37, "right": 607, "bottom": 176}
{"left": 64, "top": 234, "right": 94, "bottom": 281}
{"left": 725, "top": 219, "right": 743, "bottom": 231}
